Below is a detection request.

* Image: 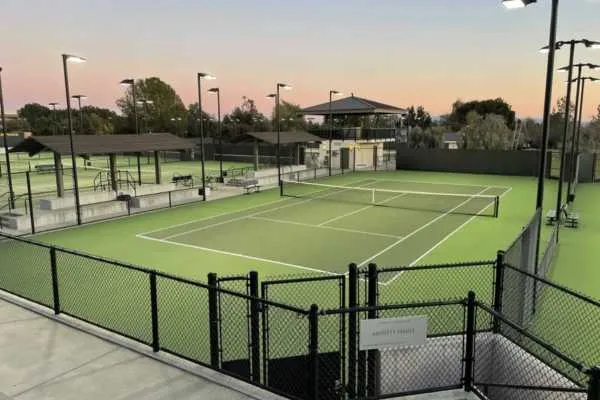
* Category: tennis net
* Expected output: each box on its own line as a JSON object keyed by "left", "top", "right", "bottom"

{"left": 281, "top": 180, "right": 500, "bottom": 218}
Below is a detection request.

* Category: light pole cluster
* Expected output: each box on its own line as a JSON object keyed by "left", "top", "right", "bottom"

{"left": 197, "top": 72, "right": 216, "bottom": 201}
{"left": 0, "top": 67, "right": 15, "bottom": 209}
{"left": 328, "top": 90, "right": 343, "bottom": 176}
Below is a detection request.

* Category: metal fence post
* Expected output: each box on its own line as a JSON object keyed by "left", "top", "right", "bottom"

{"left": 26, "top": 171, "right": 35, "bottom": 234}
{"left": 348, "top": 263, "right": 358, "bottom": 398}
{"left": 249, "top": 271, "right": 261, "bottom": 383}
{"left": 367, "top": 263, "right": 380, "bottom": 397}
{"left": 308, "top": 304, "right": 319, "bottom": 400}
{"left": 464, "top": 291, "right": 476, "bottom": 392}
{"left": 589, "top": 366, "right": 600, "bottom": 400}
{"left": 50, "top": 247, "right": 60, "bottom": 315}
{"left": 208, "top": 273, "right": 220, "bottom": 368}
{"left": 493, "top": 251, "right": 505, "bottom": 334}
{"left": 149, "top": 272, "right": 160, "bottom": 352}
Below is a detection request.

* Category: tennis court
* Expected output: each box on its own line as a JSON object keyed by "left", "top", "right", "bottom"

{"left": 136, "top": 175, "right": 510, "bottom": 283}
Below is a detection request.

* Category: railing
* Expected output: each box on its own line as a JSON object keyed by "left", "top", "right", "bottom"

{"left": 308, "top": 128, "right": 399, "bottom": 141}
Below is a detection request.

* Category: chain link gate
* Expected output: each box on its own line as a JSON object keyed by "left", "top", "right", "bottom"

{"left": 262, "top": 273, "right": 346, "bottom": 400}
{"left": 208, "top": 272, "right": 260, "bottom": 382}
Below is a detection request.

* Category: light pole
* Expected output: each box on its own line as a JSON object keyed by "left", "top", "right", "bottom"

{"left": 71, "top": 95, "right": 87, "bottom": 134}
{"left": 49, "top": 102, "right": 60, "bottom": 135}
{"left": 0, "top": 67, "right": 15, "bottom": 209}
{"left": 276, "top": 83, "right": 292, "bottom": 193}
{"left": 197, "top": 73, "right": 216, "bottom": 201}
{"left": 543, "top": 41, "right": 600, "bottom": 222}
{"left": 170, "top": 117, "right": 183, "bottom": 135}
{"left": 574, "top": 77, "right": 600, "bottom": 154}
{"left": 328, "top": 90, "right": 343, "bottom": 176}
{"left": 558, "top": 62, "right": 600, "bottom": 201}
{"left": 208, "top": 88, "right": 223, "bottom": 181}
{"left": 120, "top": 78, "right": 142, "bottom": 185}
{"left": 62, "top": 54, "right": 86, "bottom": 225}
{"left": 137, "top": 99, "right": 154, "bottom": 133}
{"left": 504, "top": 0, "right": 557, "bottom": 213}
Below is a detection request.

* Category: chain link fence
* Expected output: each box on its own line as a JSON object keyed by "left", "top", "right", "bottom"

{"left": 1, "top": 231, "right": 600, "bottom": 399}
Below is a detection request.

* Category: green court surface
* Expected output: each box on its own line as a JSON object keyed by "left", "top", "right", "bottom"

{"left": 33, "top": 170, "right": 553, "bottom": 300}
{"left": 3, "top": 169, "right": 600, "bottom": 375}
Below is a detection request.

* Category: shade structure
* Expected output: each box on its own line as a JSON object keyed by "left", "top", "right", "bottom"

{"left": 302, "top": 95, "right": 406, "bottom": 116}
{"left": 10, "top": 133, "right": 193, "bottom": 156}
{"left": 243, "top": 131, "right": 323, "bottom": 145}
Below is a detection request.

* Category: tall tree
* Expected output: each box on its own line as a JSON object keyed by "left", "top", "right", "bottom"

{"left": 446, "top": 98, "right": 516, "bottom": 131}
{"left": 405, "top": 105, "right": 433, "bottom": 129}
{"left": 221, "top": 97, "right": 270, "bottom": 140}
{"left": 409, "top": 126, "right": 444, "bottom": 148}
{"left": 270, "top": 100, "right": 306, "bottom": 131}
{"left": 116, "top": 77, "right": 187, "bottom": 135}
{"left": 458, "top": 111, "right": 512, "bottom": 150}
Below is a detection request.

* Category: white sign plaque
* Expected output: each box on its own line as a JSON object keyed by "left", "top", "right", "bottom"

{"left": 359, "top": 316, "right": 427, "bottom": 350}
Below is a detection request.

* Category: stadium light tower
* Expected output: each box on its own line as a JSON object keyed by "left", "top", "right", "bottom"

{"left": 71, "top": 94, "right": 87, "bottom": 134}
{"left": 62, "top": 53, "right": 86, "bottom": 225}
{"left": 275, "top": 83, "right": 292, "bottom": 192}
{"left": 503, "top": 0, "right": 556, "bottom": 214}
{"left": 0, "top": 67, "right": 15, "bottom": 209}
{"left": 558, "top": 62, "right": 600, "bottom": 203}
{"left": 572, "top": 76, "right": 600, "bottom": 154}
{"left": 197, "top": 72, "right": 216, "bottom": 201}
{"left": 120, "top": 78, "right": 142, "bottom": 185}
{"left": 208, "top": 87, "right": 223, "bottom": 181}
{"left": 328, "top": 90, "right": 343, "bottom": 176}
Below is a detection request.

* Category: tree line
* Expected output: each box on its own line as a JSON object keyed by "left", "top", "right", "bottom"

{"left": 14, "top": 77, "right": 306, "bottom": 140}
{"left": 11, "top": 76, "right": 600, "bottom": 151}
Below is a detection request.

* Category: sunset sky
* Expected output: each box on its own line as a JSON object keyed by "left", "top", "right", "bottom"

{"left": 3, "top": 0, "right": 600, "bottom": 120}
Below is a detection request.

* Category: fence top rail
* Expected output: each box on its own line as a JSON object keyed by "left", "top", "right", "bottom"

{"left": 472, "top": 382, "right": 587, "bottom": 393}
{"left": 0, "top": 232, "right": 308, "bottom": 315}
{"left": 373, "top": 260, "right": 495, "bottom": 274}
{"left": 319, "top": 298, "right": 465, "bottom": 316}
{"left": 476, "top": 302, "right": 589, "bottom": 373}
{"left": 504, "top": 263, "right": 600, "bottom": 308}
{"left": 262, "top": 273, "right": 345, "bottom": 286}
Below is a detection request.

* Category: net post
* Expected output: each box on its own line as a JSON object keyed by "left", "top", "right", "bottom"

{"left": 279, "top": 179, "right": 284, "bottom": 197}
{"left": 366, "top": 263, "right": 380, "bottom": 397}
{"left": 348, "top": 263, "right": 358, "bottom": 398}
{"left": 207, "top": 272, "right": 220, "bottom": 368}
{"left": 495, "top": 195, "right": 500, "bottom": 218}
{"left": 308, "top": 304, "right": 320, "bottom": 400}
{"left": 149, "top": 271, "right": 160, "bottom": 352}
{"left": 464, "top": 291, "right": 476, "bottom": 392}
{"left": 248, "top": 271, "right": 261, "bottom": 383}
{"left": 371, "top": 188, "right": 375, "bottom": 205}
{"left": 492, "top": 251, "right": 505, "bottom": 334}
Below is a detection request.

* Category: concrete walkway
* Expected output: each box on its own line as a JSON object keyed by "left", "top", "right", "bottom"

{"left": 0, "top": 295, "right": 284, "bottom": 400}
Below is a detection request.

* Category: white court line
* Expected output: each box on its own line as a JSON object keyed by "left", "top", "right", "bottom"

{"left": 137, "top": 234, "right": 338, "bottom": 276}
{"left": 356, "top": 186, "right": 493, "bottom": 268}
{"left": 138, "top": 177, "right": 376, "bottom": 236}
{"left": 160, "top": 178, "right": 379, "bottom": 240}
{"left": 380, "top": 185, "right": 514, "bottom": 286}
{"left": 317, "top": 192, "right": 408, "bottom": 227}
{"left": 248, "top": 216, "right": 402, "bottom": 239}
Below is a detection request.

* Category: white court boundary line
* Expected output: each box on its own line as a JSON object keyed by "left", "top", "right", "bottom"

{"left": 379, "top": 185, "right": 514, "bottom": 286}
{"left": 317, "top": 192, "right": 408, "bottom": 227}
{"left": 158, "top": 178, "right": 379, "bottom": 241}
{"left": 355, "top": 186, "right": 493, "bottom": 268}
{"left": 248, "top": 216, "right": 402, "bottom": 239}
{"left": 138, "top": 177, "right": 376, "bottom": 237}
{"left": 137, "top": 234, "right": 338, "bottom": 276}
